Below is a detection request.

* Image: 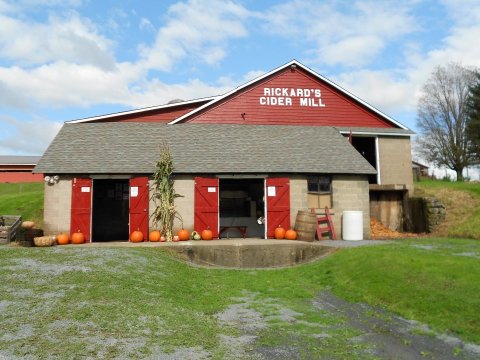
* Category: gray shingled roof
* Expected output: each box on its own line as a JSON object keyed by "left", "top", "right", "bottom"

{"left": 0, "top": 155, "right": 41, "bottom": 165}
{"left": 334, "top": 127, "right": 415, "bottom": 135}
{"left": 34, "top": 123, "right": 376, "bottom": 175}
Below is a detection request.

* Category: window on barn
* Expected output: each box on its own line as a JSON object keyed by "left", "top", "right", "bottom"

{"left": 307, "top": 176, "right": 331, "bottom": 193}
{"left": 307, "top": 176, "right": 332, "bottom": 209}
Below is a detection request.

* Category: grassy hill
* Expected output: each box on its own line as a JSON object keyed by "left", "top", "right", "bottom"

{"left": 0, "top": 182, "right": 44, "bottom": 226}
{"left": 415, "top": 179, "right": 480, "bottom": 240}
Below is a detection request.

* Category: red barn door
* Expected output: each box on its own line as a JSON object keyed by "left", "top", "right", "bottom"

{"left": 71, "top": 178, "right": 92, "bottom": 242}
{"left": 266, "top": 178, "right": 290, "bottom": 238}
{"left": 194, "top": 177, "right": 219, "bottom": 238}
{"left": 130, "top": 177, "right": 149, "bottom": 241}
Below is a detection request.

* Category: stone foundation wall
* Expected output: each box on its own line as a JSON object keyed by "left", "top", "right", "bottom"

{"left": 148, "top": 175, "right": 195, "bottom": 233}
{"left": 424, "top": 197, "right": 446, "bottom": 232}
{"left": 332, "top": 175, "right": 370, "bottom": 239}
{"left": 43, "top": 176, "right": 72, "bottom": 235}
{"left": 378, "top": 137, "right": 414, "bottom": 195}
{"left": 289, "top": 176, "right": 308, "bottom": 228}
{"left": 407, "top": 196, "right": 446, "bottom": 233}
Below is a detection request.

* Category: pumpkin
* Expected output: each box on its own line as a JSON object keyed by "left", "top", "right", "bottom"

{"left": 21, "top": 221, "right": 35, "bottom": 229}
{"left": 178, "top": 228, "right": 190, "bottom": 241}
{"left": 285, "top": 229, "right": 297, "bottom": 240}
{"left": 201, "top": 228, "right": 213, "bottom": 241}
{"left": 71, "top": 231, "right": 85, "bottom": 244}
{"left": 130, "top": 230, "right": 143, "bottom": 242}
{"left": 149, "top": 230, "right": 161, "bottom": 242}
{"left": 56, "top": 233, "right": 69, "bottom": 245}
{"left": 173, "top": 235, "right": 179, "bottom": 242}
{"left": 160, "top": 236, "right": 166, "bottom": 242}
{"left": 274, "top": 225, "right": 286, "bottom": 239}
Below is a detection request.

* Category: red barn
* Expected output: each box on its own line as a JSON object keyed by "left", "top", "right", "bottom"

{"left": 35, "top": 60, "right": 414, "bottom": 240}
{"left": 0, "top": 156, "right": 43, "bottom": 183}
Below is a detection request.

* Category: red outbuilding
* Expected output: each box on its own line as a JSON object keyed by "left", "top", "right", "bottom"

{"left": 0, "top": 156, "right": 43, "bottom": 183}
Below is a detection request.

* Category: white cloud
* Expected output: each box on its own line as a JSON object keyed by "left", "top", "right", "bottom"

{"left": 0, "top": 12, "right": 115, "bottom": 69}
{"left": 0, "top": 116, "right": 62, "bottom": 154}
{"left": 0, "top": 60, "right": 235, "bottom": 109}
{"left": 139, "top": 17, "right": 155, "bottom": 32}
{"left": 335, "top": 69, "right": 416, "bottom": 114}
{"left": 262, "top": 0, "right": 416, "bottom": 67}
{"left": 140, "top": 0, "right": 251, "bottom": 70}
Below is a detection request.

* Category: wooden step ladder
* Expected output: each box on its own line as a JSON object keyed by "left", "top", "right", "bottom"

{"left": 311, "top": 207, "right": 337, "bottom": 240}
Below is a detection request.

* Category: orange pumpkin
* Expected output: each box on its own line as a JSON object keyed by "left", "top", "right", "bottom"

{"left": 274, "top": 225, "right": 286, "bottom": 239}
{"left": 56, "top": 233, "right": 69, "bottom": 245}
{"left": 285, "top": 229, "right": 297, "bottom": 240}
{"left": 71, "top": 231, "right": 85, "bottom": 244}
{"left": 177, "top": 228, "right": 190, "bottom": 241}
{"left": 130, "top": 230, "right": 143, "bottom": 242}
{"left": 201, "top": 228, "right": 213, "bottom": 241}
{"left": 149, "top": 230, "right": 161, "bottom": 242}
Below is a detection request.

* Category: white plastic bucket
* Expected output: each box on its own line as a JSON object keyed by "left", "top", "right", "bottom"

{"left": 342, "top": 211, "right": 363, "bottom": 241}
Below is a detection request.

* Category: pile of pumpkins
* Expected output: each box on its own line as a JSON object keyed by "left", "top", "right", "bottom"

{"left": 54, "top": 230, "right": 86, "bottom": 245}
{"left": 136, "top": 228, "right": 214, "bottom": 242}
{"left": 274, "top": 225, "right": 297, "bottom": 240}
{"left": 53, "top": 226, "right": 297, "bottom": 244}
{"left": 52, "top": 228, "right": 214, "bottom": 245}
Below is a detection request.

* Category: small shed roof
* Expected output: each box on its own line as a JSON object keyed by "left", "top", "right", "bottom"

{"left": 0, "top": 155, "right": 41, "bottom": 165}
{"left": 412, "top": 161, "right": 429, "bottom": 169}
{"left": 34, "top": 123, "right": 376, "bottom": 175}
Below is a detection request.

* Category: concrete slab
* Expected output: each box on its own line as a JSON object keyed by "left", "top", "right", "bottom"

{"left": 50, "top": 238, "right": 393, "bottom": 268}
{"left": 70, "top": 238, "right": 323, "bottom": 247}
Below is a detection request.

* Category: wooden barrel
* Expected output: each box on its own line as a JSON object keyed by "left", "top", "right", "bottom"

{"left": 294, "top": 210, "right": 317, "bottom": 242}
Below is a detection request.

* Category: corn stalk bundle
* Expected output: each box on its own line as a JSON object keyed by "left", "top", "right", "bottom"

{"left": 151, "top": 143, "right": 183, "bottom": 241}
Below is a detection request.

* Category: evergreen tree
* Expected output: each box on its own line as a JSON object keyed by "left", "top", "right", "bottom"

{"left": 466, "top": 72, "right": 480, "bottom": 162}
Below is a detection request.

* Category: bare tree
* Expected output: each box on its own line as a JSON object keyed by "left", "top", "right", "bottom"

{"left": 417, "top": 63, "right": 477, "bottom": 181}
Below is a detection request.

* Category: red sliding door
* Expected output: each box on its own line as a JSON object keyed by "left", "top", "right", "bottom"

{"left": 266, "top": 178, "right": 290, "bottom": 238}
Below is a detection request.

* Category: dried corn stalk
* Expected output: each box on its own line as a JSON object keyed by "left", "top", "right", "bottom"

{"left": 151, "top": 143, "right": 183, "bottom": 241}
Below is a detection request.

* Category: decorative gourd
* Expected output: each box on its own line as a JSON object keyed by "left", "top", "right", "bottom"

{"left": 21, "top": 221, "right": 35, "bottom": 229}
{"left": 149, "top": 230, "right": 161, "bottom": 242}
{"left": 56, "top": 233, "right": 69, "bottom": 245}
{"left": 285, "top": 229, "right": 297, "bottom": 240}
{"left": 173, "top": 235, "right": 179, "bottom": 242}
{"left": 71, "top": 231, "right": 85, "bottom": 244}
{"left": 201, "top": 227, "right": 213, "bottom": 241}
{"left": 160, "top": 236, "right": 166, "bottom": 242}
{"left": 191, "top": 231, "right": 201, "bottom": 241}
{"left": 274, "top": 225, "right": 286, "bottom": 239}
{"left": 178, "top": 228, "right": 190, "bottom": 241}
{"left": 130, "top": 230, "right": 143, "bottom": 242}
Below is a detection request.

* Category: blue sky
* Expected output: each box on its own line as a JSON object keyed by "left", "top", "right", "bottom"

{"left": 1, "top": 0, "right": 480, "bottom": 156}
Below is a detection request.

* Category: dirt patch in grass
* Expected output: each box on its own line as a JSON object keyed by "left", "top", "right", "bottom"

{"left": 214, "top": 289, "right": 480, "bottom": 359}
{"left": 313, "top": 290, "right": 480, "bottom": 360}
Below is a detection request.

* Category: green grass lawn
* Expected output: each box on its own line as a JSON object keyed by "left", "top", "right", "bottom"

{"left": 0, "top": 182, "right": 44, "bottom": 226}
{"left": 1, "top": 238, "right": 479, "bottom": 358}
{"left": 416, "top": 179, "right": 480, "bottom": 239}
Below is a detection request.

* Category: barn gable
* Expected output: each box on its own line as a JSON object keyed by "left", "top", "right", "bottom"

{"left": 67, "top": 97, "right": 216, "bottom": 124}
{"left": 170, "top": 60, "right": 407, "bottom": 129}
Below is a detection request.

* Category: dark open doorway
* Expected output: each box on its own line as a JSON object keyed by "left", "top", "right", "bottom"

{"left": 351, "top": 136, "right": 378, "bottom": 184}
{"left": 92, "top": 179, "right": 129, "bottom": 241}
{"left": 219, "top": 178, "right": 265, "bottom": 238}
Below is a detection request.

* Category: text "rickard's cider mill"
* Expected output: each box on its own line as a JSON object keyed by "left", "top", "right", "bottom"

{"left": 259, "top": 87, "right": 326, "bottom": 107}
